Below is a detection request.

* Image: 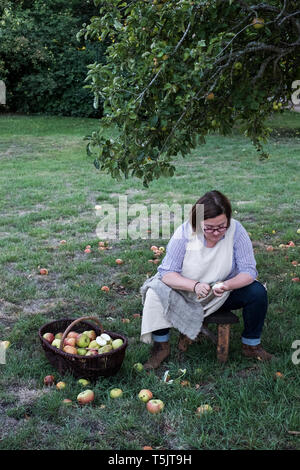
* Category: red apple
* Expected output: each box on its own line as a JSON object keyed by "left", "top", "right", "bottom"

{"left": 266, "top": 245, "right": 274, "bottom": 252}
{"left": 63, "top": 345, "right": 78, "bottom": 355}
{"left": 77, "top": 389, "right": 95, "bottom": 405}
{"left": 64, "top": 337, "right": 76, "bottom": 347}
{"left": 67, "top": 331, "right": 79, "bottom": 339}
{"left": 115, "top": 258, "right": 124, "bottom": 265}
{"left": 146, "top": 399, "right": 164, "bottom": 414}
{"left": 44, "top": 375, "right": 55, "bottom": 386}
{"left": 292, "top": 277, "right": 300, "bottom": 282}
{"left": 39, "top": 268, "right": 48, "bottom": 275}
{"left": 101, "top": 285, "right": 110, "bottom": 292}
{"left": 84, "top": 248, "right": 91, "bottom": 253}
{"left": 138, "top": 389, "right": 153, "bottom": 403}
{"left": 43, "top": 332, "right": 55, "bottom": 343}
{"left": 85, "top": 349, "right": 98, "bottom": 356}
{"left": 62, "top": 398, "right": 72, "bottom": 405}
{"left": 83, "top": 330, "right": 96, "bottom": 341}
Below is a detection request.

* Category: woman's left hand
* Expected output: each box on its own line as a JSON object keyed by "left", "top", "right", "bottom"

{"left": 213, "top": 281, "right": 230, "bottom": 297}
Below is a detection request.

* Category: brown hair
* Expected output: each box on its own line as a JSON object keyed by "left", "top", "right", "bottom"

{"left": 189, "top": 190, "right": 232, "bottom": 232}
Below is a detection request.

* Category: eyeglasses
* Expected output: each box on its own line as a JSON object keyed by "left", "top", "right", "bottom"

{"left": 203, "top": 224, "right": 228, "bottom": 233}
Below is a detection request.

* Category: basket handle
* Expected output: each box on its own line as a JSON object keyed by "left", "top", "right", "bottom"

{"left": 59, "top": 316, "right": 104, "bottom": 351}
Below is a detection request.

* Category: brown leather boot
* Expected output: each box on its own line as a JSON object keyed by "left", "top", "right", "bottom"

{"left": 242, "top": 343, "right": 273, "bottom": 361}
{"left": 143, "top": 341, "right": 170, "bottom": 370}
{"left": 178, "top": 333, "right": 193, "bottom": 352}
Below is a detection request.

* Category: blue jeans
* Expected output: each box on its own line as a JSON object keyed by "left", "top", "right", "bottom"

{"left": 152, "top": 280, "right": 268, "bottom": 346}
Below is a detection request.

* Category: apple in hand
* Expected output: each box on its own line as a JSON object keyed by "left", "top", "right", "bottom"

{"left": 138, "top": 389, "right": 153, "bottom": 403}
{"left": 109, "top": 388, "right": 123, "bottom": 399}
{"left": 146, "top": 399, "right": 164, "bottom": 414}
{"left": 76, "top": 333, "right": 90, "bottom": 348}
{"left": 43, "top": 332, "right": 55, "bottom": 343}
{"left": 77, "top": 389, "right": 95, "bottom": 405}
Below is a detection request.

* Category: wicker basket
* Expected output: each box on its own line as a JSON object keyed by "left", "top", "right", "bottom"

{"left": 38, "top": 316, "right": 128, "bottom": 380}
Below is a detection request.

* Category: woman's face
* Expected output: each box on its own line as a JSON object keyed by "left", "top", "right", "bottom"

{"left": 202, "top": 214, "right": 228, "bottom": 243}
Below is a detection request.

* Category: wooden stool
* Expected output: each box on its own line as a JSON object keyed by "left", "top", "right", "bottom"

{"left": 200, "top": 310, "right": 239, "bottom": 363}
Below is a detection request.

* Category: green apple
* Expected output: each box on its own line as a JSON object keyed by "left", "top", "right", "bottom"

{"left": 109, "top": 388, "right": 123, "bottom": 399}
{"left": 133, "top": 362, "right": 144, "bottom": 372}
{"left": 98, "top": 344, "right": 113, "bottom": 354}
{"left": 83, "top": 330, "right": 96, "bottom": 341}
{"left": 76, "top": 333, "right": 90, "bottom": 348}
{"left": 55, "top": 332, "right": 63, "bottom": 339}
{"left": 77, "top": 348, "right": 87, "bottom": 356}
{"left": 138, "top": 389, "right": 153, "bottom": 403}
{"left": 51, "top": 338, "right": 61, "bottom": 348}
{"left": 195, "top": 404, "right": 213, "bottom": 415}
{"left": 88, "top": 340, "right": 99, "bottom": 349}
{"left": 111, "top": 338, "right": 123, "bottom": 350}
{"left": 78, "top": 378, "right": 90, "bottom": 387}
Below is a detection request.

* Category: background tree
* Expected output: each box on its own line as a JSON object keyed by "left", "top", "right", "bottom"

{"left": 0, "top": 0, "right": 106, "bottom": 116}
{"left": 80, "top": 0, "right": 300, "bottom": 186}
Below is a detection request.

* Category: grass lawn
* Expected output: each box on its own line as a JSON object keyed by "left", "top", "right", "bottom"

{"left": 0, "top": 111, "right": 299, "bottom": 450}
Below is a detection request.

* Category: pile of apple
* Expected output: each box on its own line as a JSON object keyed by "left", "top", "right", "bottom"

{"left": 42, "top": 329, "right": 124, "bottom": 356}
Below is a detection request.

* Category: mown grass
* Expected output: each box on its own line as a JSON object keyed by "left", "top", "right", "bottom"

{"left": 0, "top": 111, "right": 299, "bottom": 450}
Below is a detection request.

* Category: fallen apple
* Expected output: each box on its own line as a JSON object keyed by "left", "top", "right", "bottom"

{"left": 143, "top": 446, "right": 153, "bottom": 450}
{"left": 44, "top": 375, "right": 55, "bottom": 386}
{"left": 133, "top": 362, "right": 144, "bottom": 372}
{"left": 1, "top": 340, "right": 10, "bottom": 349}
{"left": 291, "top": 261, "right": 298, "bottom": 266}
{"left": 77, "top": 389, "right": 95, "bottom": 405}
{"left": 288, "top": 241, "right": 295, "bottom": 247}
{"left": 62, "top": 398, "right": 72, "bottom": 405}
{"left": 56, "top": 381, "right": 66, "bottom": 390}
{"left": 274, "top": 371, "right": 284, "bottom": 379}
{"left": 110, "top": 388, "right": 123, "bottom": 399}
{"left": 266, "top": 245, "right": 274, "bottom": 252}
{"left": 112, "top": 338, "right": 123, "bottom": 350}
{"left": 43, "top": 332, "right": 55, "bottom": 343}
{"left": 146, "top": 399, "right": 164, "bottom": 414}
{"left": 115, "top": 259, "right": 124, "bottom": 265}
{"left": 195, "top": 404, "right": 213, "bottom": 416}
{"left": 76, "top": 333, "right": 90, "bottom": 348}
{"left": 150, "top": 245, "right": 158, "bottom": 251}
{"left": 206, "top": 92, "right": 215, "bottom": 100}
{"left": 39, "top": 268, "right": 48, "bottom": 275}
{"left": 252, "top": 17, "right": 265, "bottom": 29}
{"left": 138, "top": 389, "right": 153, "bottom": 403}
{"left": 292, "top": 277, "right": 300, "bottom": 282}
{"left": 101, "top": 286, "right": 110, "bottom": 292}
{"left": 78, "top": 378, "right": 90, "bottom": 387}
{"left": 84, "top": 248, "right": 91, "bottom": 253}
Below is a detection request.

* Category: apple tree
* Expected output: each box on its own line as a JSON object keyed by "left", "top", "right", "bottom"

{"left": 79, "top": 0, "right": 300, "bottom": 186}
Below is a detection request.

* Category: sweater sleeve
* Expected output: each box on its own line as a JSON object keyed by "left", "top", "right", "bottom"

{"left": 157, "top": 222, "right": 189, "bottom": 279}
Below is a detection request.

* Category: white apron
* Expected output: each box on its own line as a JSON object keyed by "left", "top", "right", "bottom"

{"left": 141, "top": 219, "right": 236, "bottom": 344}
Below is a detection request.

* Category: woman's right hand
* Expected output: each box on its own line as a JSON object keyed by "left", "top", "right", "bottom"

{"left": 194, "top": 282, "right": 211, "bottom": 299}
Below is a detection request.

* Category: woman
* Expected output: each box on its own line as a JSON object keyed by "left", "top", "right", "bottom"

{"left": 140, "top": 190, "right": 272, "bottom": 370}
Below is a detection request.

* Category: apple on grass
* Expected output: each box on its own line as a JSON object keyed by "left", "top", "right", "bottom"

{"left": 77, "top": 389, "right": 95, "bottom": 405}
{"left": 56, "top": 381, "right": 66, "bottom": 390}
{"left": 133, "top": 362, "right": 144, "bottom": 372}
{"left": 109, "top": 388, "right": 123, "bottom": 399}
{"left": 44, "top": 375, "right": 55, "bottom": 386}
{"left": 146, "top": 399, "right": 164, "bottom": 414}
{"left": 138, "top": 389, "right": 153, "bottom": 403}
{"left": 62, "top": 399, "right": 72, "bottom": 405}
{"left": 195, "top": 404, "right": 213, "bottom": 416}
{"left": 78, "top": 378, "right": 90, "bottom": 387}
